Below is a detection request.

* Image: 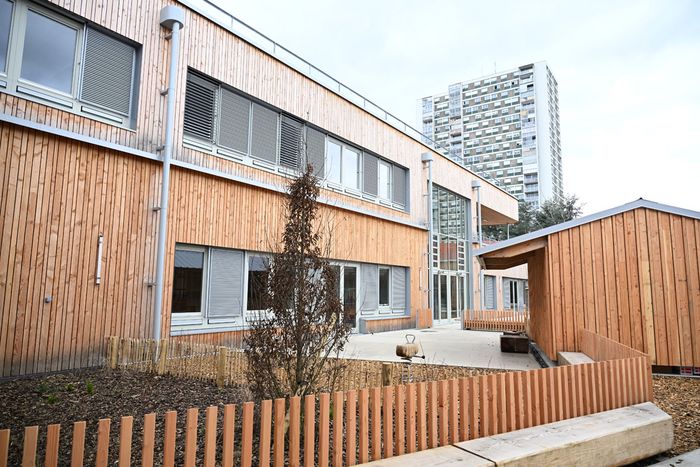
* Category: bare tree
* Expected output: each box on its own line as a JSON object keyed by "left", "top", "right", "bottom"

{"left": 244, "top": 163, "right": 352, "bottom": 400}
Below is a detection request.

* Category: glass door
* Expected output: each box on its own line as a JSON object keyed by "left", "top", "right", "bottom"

{"left": 450, "top": 275, "right": 458, "bottom": 320}
{"left": 342, "top": 266, "right": 357, "bottom": 329}
{"left": 439, "top": 275, "right": 448, "bottom": 320}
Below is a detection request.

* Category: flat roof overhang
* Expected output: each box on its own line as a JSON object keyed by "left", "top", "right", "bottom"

{"left": 476, "top": 237, "right": 547, "bottom": 269}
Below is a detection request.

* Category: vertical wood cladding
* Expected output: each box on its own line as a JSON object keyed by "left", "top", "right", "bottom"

{"left": 537, "top": 208, "right": 700, "bottom": 367}
{"left": 0, "top": 125, "right": 425, "bottom": 376}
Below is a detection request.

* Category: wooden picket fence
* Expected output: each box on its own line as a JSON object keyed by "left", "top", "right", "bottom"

{"left": 0, "top": 331, "right": 652, "bottom": 466}
{"left": 463, "top": 309, "right": 529, "bottom": 332}
{"left": 105, "top": 337, "right": 502, "bottom": 390}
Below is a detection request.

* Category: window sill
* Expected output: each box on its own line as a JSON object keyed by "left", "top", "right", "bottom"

{"left": 5, "top": 81, "right": 135, "bottom": 131}
{"left": 170, "top": 320, "right": 245, "bottom": 336}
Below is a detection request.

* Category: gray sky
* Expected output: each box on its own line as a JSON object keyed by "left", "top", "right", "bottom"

{"left": 214, "top": 0, "right": 700, "bottom": 214}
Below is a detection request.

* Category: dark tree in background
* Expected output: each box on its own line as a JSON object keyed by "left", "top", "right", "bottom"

{"left": 244, "top": 164, "right": 351, "bottom": 400}
{"left": 483, "top": 194, "right": 583, "bottom": 242}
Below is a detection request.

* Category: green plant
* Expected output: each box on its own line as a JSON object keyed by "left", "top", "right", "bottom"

{"left": 65, "top": 382, "right": 76, "bottom": 392}
{"left": 85, "top": 380, "right": 95, "bottom": 395}
{"left": 36, "top": 382, "right": 51, "bottom": 395}
{"left": 45, "top": 394, "right": 59, "bottom": 404}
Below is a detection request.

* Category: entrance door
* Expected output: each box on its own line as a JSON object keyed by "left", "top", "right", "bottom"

{"left": 434, "top": 272, "right": 465, "bottom": 324}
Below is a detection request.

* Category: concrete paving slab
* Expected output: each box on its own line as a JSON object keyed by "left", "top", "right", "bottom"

{"left": 361, "top": 445, "right": 494, "bottom": 466}
{"left": 341, "top": 325, "right": 540, "bottom": 371}
{"left": 649, "top": 448, "right": 700, "bottom": 466}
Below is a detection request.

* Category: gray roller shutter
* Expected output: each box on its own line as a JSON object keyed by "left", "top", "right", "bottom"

{"left": 251, "top": 103, "right": 278, "bottom": 163}
{"left": 392, "top": 166, "right": 407, "bottom": 206}
{"left": 484, "top": 275, "right": 496, "bottom": 310}
{"left": 391, "top": 267, "right": 406, "bottom": 311}
{"left": 363, "top": 153, "right": 378, "bottom": 196}
{"left": 360, "top": 263, "right": 378, "bottom": 312}
{"left": 208, "top": 248, "right": 244, "bottom": 319}
{"left": 279, "top": 115, "right": 303, "bottom": 169}
{"left": 306, "top": 127, "right": 325, "bottom": 175}
{"left": 183, "top": 72, "right": 218, "bottom": 142}
{"left": 218, "top": 89, "right": 250, "bottom": 153}
{"left": 80, "top": 28, "right": 136, "bottom": 116}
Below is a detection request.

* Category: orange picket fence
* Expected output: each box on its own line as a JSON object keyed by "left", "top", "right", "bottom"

{"left": 0, "top": 335, "right": 651, "bottom": 466}
{"left": 463, "top": 309, "right": 529, "bottom": 332}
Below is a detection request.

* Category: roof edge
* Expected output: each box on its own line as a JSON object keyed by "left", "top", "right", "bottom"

{"left": 474, "top": 198, "right": 700, "bottom": 257}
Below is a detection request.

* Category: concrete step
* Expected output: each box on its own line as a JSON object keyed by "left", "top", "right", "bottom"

{"left": 558, "top": 351, "right": 594, "bottom": 365}
{"left": 363, "top": 402, "right": 673, "bottom": 467}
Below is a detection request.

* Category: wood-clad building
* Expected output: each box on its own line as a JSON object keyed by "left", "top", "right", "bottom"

{"left": 0, "top": 0, "right": 517, "bottom": 376}
{"left": 476, "top": 199, "right": 700, "bottom": 370}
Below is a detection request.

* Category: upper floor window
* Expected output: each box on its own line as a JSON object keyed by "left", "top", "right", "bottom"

{"left": 183, "top": 68, "right": 410, "bottom": 212}
{"left": 0, "top": 0, "right": 139, "bottom": 128}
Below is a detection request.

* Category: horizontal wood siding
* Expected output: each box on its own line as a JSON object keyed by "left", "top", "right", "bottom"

{"left": 0, "top": 125, "right": 425, "bottom": 376}
{"left": 542, "top": 208, "right": 700, "bottom": 367}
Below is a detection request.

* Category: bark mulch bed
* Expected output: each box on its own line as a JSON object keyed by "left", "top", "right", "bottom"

{"left": 652, "top": 375, "right": 700, "bottom": 457}
{"left": 0, "top": 368, "right": 252, "bottom": 466}
{"left": 1, "top": 369, "right": 698, "bottom": 465}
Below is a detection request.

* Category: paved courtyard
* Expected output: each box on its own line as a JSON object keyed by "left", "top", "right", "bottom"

{"left": 342, "top": 325, "right": 540, "bottom": 371}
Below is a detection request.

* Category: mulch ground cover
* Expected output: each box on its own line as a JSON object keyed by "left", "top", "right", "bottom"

{"left": 0, "top": 368, "right": 252, "bottom": 465}
{"left": 652, "top": 375, "right": 700, "bottom": 457}
{"left": 0, "top": 368, "right": 698, "bottom": 465}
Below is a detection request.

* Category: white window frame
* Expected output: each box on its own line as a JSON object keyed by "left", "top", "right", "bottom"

{"left": 171, "top": 244, "right": 208, "bottom": 326}
{"left": 378, "top": 159, "right": 392, "bottom": 202}
{"left": 378, "top": 265, "right": 391, "bottom": 311}
{"left": 244, "top": 252, "right": 271, "bottom": 315}
{"left": 1, "top": 0, "right": 138, "bottom": 128}
{"left": 325, "top": 136, "right": 361, "bottom": 193}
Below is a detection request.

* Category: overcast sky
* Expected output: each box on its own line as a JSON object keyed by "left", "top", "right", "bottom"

{"left": 214, "top": 0, "right": 700, "bottom": 214}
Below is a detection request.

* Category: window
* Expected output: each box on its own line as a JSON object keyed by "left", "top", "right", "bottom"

{"left": 484, "top": 275, "right": 496, "bottom": 310}
{"left": 378, "top": 160, "right": 391, "bottom": 200}
{"left": 342, "top": 146, "right": 360, "bottom": 190}
{"left": 172, "top": 245, "right": 245, "bottom": 327}
{"left": 181, "top": 69, "right": 409, "bottom": 212}
{"left": 172, "top": 247, "right": 205, "bottom": 316}
{"left": 326, "top": 138, "right": 360, "bottom": 190}
{"left": 0, "top": 0, "right": 12, "bottom": 73}
{"left": 2, "top": 0, "right": 138, "bottom": 126}
{"left": 247, "top": 255, "right": 269, "bottom": 311}
{"left": 21, "top": 10, "right": 77, "bottom": 94}
{"left": 379, "top": 266, "right": 390, "bottom": 307}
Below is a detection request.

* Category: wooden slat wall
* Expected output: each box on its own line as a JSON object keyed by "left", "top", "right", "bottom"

{"left": 0, "top": 125, "right": 426, "bottom": 376}
{"left": 542, "top": 208, "right": 700, "bottom": 367}
{"left": 0, "top": 124, "right": 159, "bottom": 377}
{"left": 0, "top": 0, "right": 517, "bottom": 376}
{"left": 526, "top": 248, "right": 553, "bottom": 358}
{"left": 0, "top": 0, "right": 516, "bottom": 227}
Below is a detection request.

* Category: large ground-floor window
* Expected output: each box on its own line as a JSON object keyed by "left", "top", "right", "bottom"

{"left": 170, "top": 244, "right": 410, "bottom": 334}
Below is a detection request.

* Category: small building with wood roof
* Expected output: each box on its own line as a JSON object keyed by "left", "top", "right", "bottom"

{"left": 474, "top": 199, "right": 700, "bottom": 371}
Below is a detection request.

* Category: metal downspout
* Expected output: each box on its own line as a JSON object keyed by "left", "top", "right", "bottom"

{"left": 153, "top": 7, "right": 185, "bottom": 339}
{"left": 422, "top": 153, "right": 435, "bottom": 320}
{"left": 471, "top": 180, "right": 483, "bottom": 313}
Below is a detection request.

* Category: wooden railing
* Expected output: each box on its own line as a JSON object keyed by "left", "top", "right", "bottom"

{"left": 1, "top": 336, "right": 652, "bottom": 466}
{"left": 463, "top": 309, "right": 529, "bottom": 332}
{"left": 579, "top": 328, "right": 653, "bottom": 398}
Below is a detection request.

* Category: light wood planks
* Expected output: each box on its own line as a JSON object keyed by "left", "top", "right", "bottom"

{"left": 528, "top": 208, "right": 699, "bottom": 367}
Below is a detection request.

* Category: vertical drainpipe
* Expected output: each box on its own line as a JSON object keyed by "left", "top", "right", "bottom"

{"left": 471, "top": 180, "right": 483, "bottom": 312}
{"left": 153, "top": 6, "right": 185, "bottom": 340}
{"left": 421, "top": 153, "right": 434, "bottom": 321}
